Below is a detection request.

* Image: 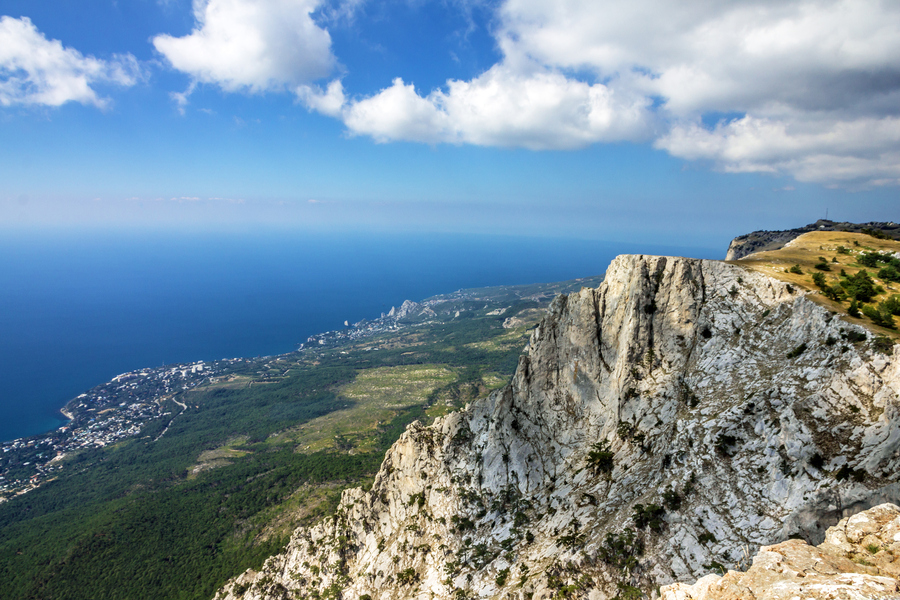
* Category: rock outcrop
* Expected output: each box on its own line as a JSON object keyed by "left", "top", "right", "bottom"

{"left": 661, "top": 502, "right": 900, "bottom": 599}
{"left": 216, "top": 255, "right": 900, "bottom": 600}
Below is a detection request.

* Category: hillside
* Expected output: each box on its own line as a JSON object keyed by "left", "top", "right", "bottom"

{"left": 216, "top": 254, "right": 900, "bottom": 600}
{"left": 725, "top": 220, "right": 899, "bottom": 260}
{"left": 731, "top": 230, "right": 900, "bottom": 339}
{"left": 0, "top": 275, "right": 602, "bottom": 600}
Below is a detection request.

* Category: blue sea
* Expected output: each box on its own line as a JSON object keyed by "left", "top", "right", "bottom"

{"left": 0, "top": 230, "right": 719, "bottom": 443}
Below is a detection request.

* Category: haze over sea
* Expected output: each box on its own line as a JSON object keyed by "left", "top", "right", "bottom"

{"left": 0, "top": 231, "right": 718, "bottom": 443}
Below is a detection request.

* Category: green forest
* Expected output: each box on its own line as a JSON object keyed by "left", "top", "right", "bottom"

{"left": 0, "top": 283, "right": 591, "bottom": 600}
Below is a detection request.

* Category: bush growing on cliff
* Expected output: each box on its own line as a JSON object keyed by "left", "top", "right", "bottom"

{"left": 397, "top": 568, "right": 419, "bottom": 585}
{"left": 586, "top": 440, "right": 615, "bottom": 476}
{"left": 632, "top": 503, "right": 665, "bottom": 532}
{"left": 873, "top": 336, "right": 894, "bottom": 355}
{"left": 599, "top": 529, "right": 643, "bottom": 572}
{"left": 862, "top": 305, "right": 896, "bottom": 329}
{"left": 662, "top": 486, "right": 683, "bottom": 511}
{"left": 715, "top": 433, "right": 739, "bottom": 457}
{"left": 786, "top": 343, "right": 807, "bottom": 359}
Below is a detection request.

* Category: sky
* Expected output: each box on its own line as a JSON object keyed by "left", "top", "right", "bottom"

{"left": 1, "top": 0, "right": 898, "bottom": 246}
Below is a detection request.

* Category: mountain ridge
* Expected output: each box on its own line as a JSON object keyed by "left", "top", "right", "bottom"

{"left": 725, "top": 220, "right": 899, "bottom": 261}
{"left": 215, "top": 254, "right": 900, "bottom": 600}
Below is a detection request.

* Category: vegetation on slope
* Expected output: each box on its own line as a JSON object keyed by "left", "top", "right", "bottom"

{"left": 0, "top": 277, "right": 602, "bottom": 600}
{"left": 733, "top": 230, "right": 900, "bottom": 340}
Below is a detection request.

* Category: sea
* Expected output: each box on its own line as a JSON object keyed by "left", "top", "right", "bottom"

{"left": 0, "top": 230, "right": 719, "bottom": 443}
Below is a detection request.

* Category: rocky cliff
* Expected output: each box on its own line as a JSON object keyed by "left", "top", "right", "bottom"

{"left": 661, "top": 502, "right": 900, "bottom": 599}
{"left": 216, "top": 255, "right": 900, "bottom": 600}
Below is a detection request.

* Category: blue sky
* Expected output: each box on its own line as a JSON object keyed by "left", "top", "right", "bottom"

{"left": 1, "top": 0, "right": 898, "bottom": 246}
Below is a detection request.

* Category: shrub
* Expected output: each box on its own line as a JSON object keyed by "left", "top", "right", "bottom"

{"left": 495, "top": 568, "right": 510, "bottom": 587}
{"left": 632, "top": 503, "right": 666, "bottom": 532}
{"left": 862, "top": 305, "right": 896, "bottom": 329}
{"left": 586, "top": 440, "right": 615, "bottom": 476}
{"left": 599, "top": 529, "right": 644, "bottom": 571}
{"left": 879, "top": 266, "right": 900, "bottom": 282}
{"left": 614, "top": 583, "right": 643, "bottom": 600}
{"left": 662, "top": 486, "right": 683, "bottom": 511}
{"left": 617, "top": 422, "right": 635, "bottom": 441}
{"left": 837, "top": 245, "right": 851, "bottom": 254}
{"left": 882, "top": 295, "right": 900, "bottom": 316}
{"left": 841, "top": 270, "right": 880, "bottom": 302}
{"left": 786, "top": 343, "right": 807, "bottom": 359}
{"left": 873, "top": 336, "right": 894, "bottom": 355}
{"left": 789, "top": 264, "right": 803, "bottom": 274}
{"left": 848, "top": 300, "right": 861, "bottom": 318}
{"left": 715, "top": 433, "right": 739, "bottom": 457}
{"left": 397, "top": 568, "right": 419, "bottom": 586}
{"left": 698, "top": 532, "right": 716, "bottom": 545}
{"left": 823, "top": 285, "right": 845, "bottom": 301}
{"left": 811, "top": 272, "right": 828, "bottom": 289}
{"left": 844, "top": 329, "right": 867, "bottom": 343}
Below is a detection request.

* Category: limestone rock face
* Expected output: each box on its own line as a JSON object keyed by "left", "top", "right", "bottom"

{"left": 215, "top": 255, "right": 900, "bottom": 600}
{"left": 660, "top": 503, "right": 900, "bottom": 599}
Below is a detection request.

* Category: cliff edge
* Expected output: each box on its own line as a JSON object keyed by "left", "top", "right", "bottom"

{"left": 216, "top": 255, "right": 900, "bottom": 600}
{"left": 661, "top": 502, "right": 900, "bottom": 599}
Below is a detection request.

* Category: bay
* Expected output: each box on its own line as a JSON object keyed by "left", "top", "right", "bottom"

{"left": 0, "top": 230, "right": 719, "bottom": 443}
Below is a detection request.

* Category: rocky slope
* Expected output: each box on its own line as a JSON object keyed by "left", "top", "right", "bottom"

{"left": 216, "top": 255, "right": 900, "bottom": 600}
{"left": 725, "top": 220, "right": 899, "bottom": 260}
{"left": 661, "top": 502, "right": 900, "bottom": 599}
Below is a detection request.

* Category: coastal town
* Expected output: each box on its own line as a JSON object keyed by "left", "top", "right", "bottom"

{"left": 0, "top": 359, "right": 237, "bottom": 501}
{"left": 1, "top": 278, "right": 600, "bottom": 503}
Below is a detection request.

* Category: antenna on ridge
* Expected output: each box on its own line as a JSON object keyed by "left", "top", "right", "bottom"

{"left": 825, "top": 208, "right": 829, "bottom": 220}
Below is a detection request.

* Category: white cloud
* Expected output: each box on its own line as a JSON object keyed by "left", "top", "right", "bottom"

{"left": 149, "top": 0, "right": 900, "bottom": 185}
{"left": 0, "top": 16, "right": 139, "bottom": 108}
{"left": 321, "top": 0, "right": 900, "bottom": 185}
{"left": 296, "top": 79, "right": 346, "bottom": 117}
{"left": 153, "top": 0, "right": 336, "bottom": 94}
{"left": 658, "top": 114, "right": 900, "bottom": 185}
{"left": 313, "top": 64, "right": 652, "bottom": 149}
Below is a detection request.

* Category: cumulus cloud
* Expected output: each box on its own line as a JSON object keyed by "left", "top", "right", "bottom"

{"left": 310, "top": 65, "right": 652, "bottom": 149}
{"left": 321, "top": 0, "right": 900, "bottom": 185}
{"left": 153, "top": 0, "right": 336, "bottom": 94}
{"left": 658, "top": 114, "right": 900, "bottom": 185}
{"left": 0, "top": 16, "right": 139, "bottom": 108}
{"left": 151, "top": 0, "right": 900, "bottom": 185}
